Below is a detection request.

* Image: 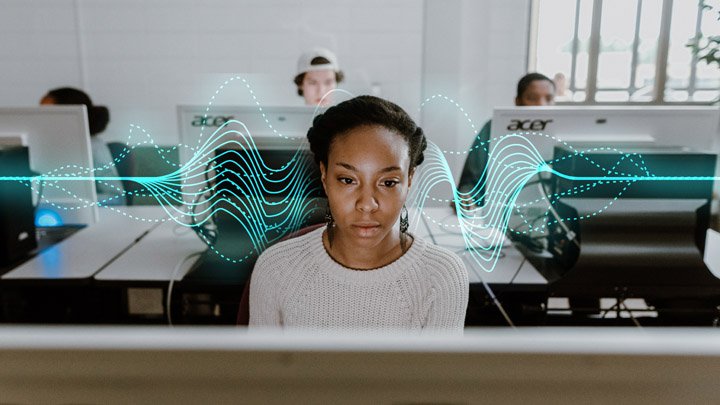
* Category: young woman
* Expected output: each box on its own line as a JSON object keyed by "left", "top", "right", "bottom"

{"left": 250, "top": 96, "right": 468, "bottom": 332}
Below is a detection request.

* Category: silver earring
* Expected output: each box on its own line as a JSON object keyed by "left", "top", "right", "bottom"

{"left": 325, "top": 205, "right": 334, "bottom": 226}
{"left": 400, "top": 205, "right": 409, "bottom": 233}
{"left": 325, "top": 205, "right": 335, "bottom": 247}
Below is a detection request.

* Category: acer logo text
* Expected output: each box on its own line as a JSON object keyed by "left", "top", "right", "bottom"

{"left": 506, "top": 119, "right": 553, "bottom": 131}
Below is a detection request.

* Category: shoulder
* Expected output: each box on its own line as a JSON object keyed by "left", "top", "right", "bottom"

{"left": 250, "top": 227, "right": 325, "bottom": 313}
{"left": 422, "top": 242, "right": 465, "bottom": 270}
{"left": 253, "top": 226, "right": 324, "bottom": 276}
{"left": 468, "top": 120, "right": 492, "bottom": 149}
{"left": 419, "top": 242, "right": 468, "bottom": 284}
{"left": 480, "top": 120, "right": 491, "bottom": 137}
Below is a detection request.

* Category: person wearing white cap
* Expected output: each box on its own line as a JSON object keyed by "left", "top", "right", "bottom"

{"left": 293, "top": 47, "right": 344, "bottom": 106}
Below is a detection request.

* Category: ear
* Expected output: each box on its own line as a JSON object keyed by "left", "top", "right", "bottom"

{"left": 407, "top": 168, "right": 415, "bottom": 189}
{"left": 320, "top": 161, "right": 328, "bottom": 193}
{"left": 514, "top": 97, "right": 522, "bottom": 106}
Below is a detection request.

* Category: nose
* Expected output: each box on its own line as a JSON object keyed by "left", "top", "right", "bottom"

{"left": 356, "top": 185, "right": 379, "bottom": 213}
{"left": 319, "top": 85, "right": 332, "bottom": 99}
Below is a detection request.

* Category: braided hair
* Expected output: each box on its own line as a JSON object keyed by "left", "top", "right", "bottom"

{"left": 306, "top": 95, "right": 427, "bottom": 172}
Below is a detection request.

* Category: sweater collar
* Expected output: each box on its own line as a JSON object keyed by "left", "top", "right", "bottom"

{"left": 306, "top": 226, "right": 427, "bottom": 284}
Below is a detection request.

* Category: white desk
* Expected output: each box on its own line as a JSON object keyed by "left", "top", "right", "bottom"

{"left": 2, "top": 207, "right": 166, "bottom": 280}
{"left": 0, "top": 206, "right": 547, "bottom": 323}
{"left": 94, "top": 220, "right": 206, "bottom": 282}
{"left": 414, "top": 207, "right": 547, "bottom": 286}
{"left": 4, "top": 205, "right": 545, "bottom": 287}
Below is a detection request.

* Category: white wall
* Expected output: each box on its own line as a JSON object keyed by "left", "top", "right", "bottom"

{"left": 421, "top": 0, "right": 531, "bottom": 181}
{"left": 0, "top": 0, "right": 530, "bottom": 156}
{"left": 0, "top": 0, "right": 424, "bottom": 144}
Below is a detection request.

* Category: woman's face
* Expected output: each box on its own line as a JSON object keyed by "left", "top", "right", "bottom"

{"left": 301, "top": 70, "right": 337, "bottom": 106}
{"left": 320, "top": 125, "right": 413, "bottom": 249}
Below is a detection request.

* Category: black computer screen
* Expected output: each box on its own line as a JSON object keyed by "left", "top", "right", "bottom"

{"left": 204, "top": 147, "right": 326, "bottom": 263}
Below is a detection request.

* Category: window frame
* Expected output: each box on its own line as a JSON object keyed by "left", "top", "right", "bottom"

{"left": 529, "top": 0, "right": 719, "bottom": 106}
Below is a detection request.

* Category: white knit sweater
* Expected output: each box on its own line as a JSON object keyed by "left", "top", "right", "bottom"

{"left": 249, "top": 226, "right": 468, "bottom": 332}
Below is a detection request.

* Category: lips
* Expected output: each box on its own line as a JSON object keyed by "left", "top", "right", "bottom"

{"left": 351, "top": 222, "right": 381, "bottom": 237}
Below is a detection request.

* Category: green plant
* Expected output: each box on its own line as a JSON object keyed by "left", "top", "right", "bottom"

{"left": 687, "top": 0, "right": 720, "bottom": 68}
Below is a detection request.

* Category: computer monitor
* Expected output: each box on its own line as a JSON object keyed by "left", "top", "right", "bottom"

{"left": 490, "top": 106, "right": 720, "bottom": 162}
{"left": 485, "top": 106, "right": 720, "bottom": 223}
{"left": 0, "top": 107, "right": 98, "bottom": 225}
{"left": 176, "top": 105, "right": 318, "bottom": 206}
{"left": 196, "top": 146, "right": 325, "bottom": 267}
{"left": 1, "top": 326, "right": 720, "bottom": 403}
{"left": 177, "top": 105, "right": 316, "bottom": 152}
{"left": 176, "top": 105, "right": 324, "bottom": 265}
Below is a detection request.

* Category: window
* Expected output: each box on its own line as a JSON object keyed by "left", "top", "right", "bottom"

{"left": 530, "top": 0, "right": 720, "bottom": 104}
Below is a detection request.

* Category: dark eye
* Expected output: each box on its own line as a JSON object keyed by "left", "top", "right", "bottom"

{"left": 383, "top": 180, "right": 399, "bottom": 188}
{"left": 339, "top": 177, "right": 354, "bottom": 185}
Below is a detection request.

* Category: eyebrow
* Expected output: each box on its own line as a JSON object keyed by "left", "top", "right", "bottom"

{"left": 335, "top": 162, "right": 402, "bottom": 174}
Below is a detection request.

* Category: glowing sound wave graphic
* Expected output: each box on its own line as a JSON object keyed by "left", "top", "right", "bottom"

{"left": 407, "top": 132, "right": 718, "bottom": 274}
{"left": 0, "top": 86, "right": 717, "bottom": 271}
{"left": 1, "top": 120, "right": 325, "bottom": 263}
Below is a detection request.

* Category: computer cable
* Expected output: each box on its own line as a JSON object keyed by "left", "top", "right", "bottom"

{"left": 425, "top": 208, "right": 515, "bottom": 327}
{"left": 620, "top": 300, "right": 643, "bottom": 328}
{"left": 478, "top": 274, "right": 516, "bottom": 328}
{"left": 457, "top": 259, "right": 515, "bottom": 327}
{"left": 508, "top": 257, "right": 527, "bottom": 285}
{"left": 600, "top": 298, "right": 642, "bottom": 328}
{"left": 460, "top": 220, "right": 516, "bottom": 327}
{"left": 507, "top": 232, "right": 545, "bottom": 253}
{"left": 537, "top": 179, "right": 580, "bottom": 249}
{"left": 189, "top": 184, "right": 217, "bottom": 246}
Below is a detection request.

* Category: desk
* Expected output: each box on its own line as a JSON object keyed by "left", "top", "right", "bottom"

{"left": 93, "top": 220, "right": 213, "bottom": 322}
{"left": 0, "top": 207, "right": 169, "bottom": 323}
{"left": 0, "top": 205, "right": 549, "bottom": 325}
{"left": 412, "top": 207, "right": 548, "bottom": 325}
{"left": 2, "top": 207, "right": 166, "bottom": 281}
{"left": 94, "top": 221, "right": 205, "bottom": 282}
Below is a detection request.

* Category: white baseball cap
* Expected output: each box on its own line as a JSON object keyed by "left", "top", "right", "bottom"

{"left": 296, "top": 47, "right": 340, "bottom": 76}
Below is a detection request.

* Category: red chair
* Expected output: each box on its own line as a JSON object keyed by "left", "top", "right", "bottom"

{"left": 236, "top": 223, "right": 326, "bottom": 325}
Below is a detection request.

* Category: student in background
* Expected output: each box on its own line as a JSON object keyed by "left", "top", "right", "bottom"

{"left": 40, "top": 87, "right": 126, "bottom": 205}
{"left": 553, "top": 72, "right": 573, "bottom": 101}
{"left": 293, "top": 47, "right": 344, "bottom": 107}
{"left": 457, "top": 73, "right": 556, "bottom": 204}
{"left": 250, "top": 96, "right": 468, "bottom": 332}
